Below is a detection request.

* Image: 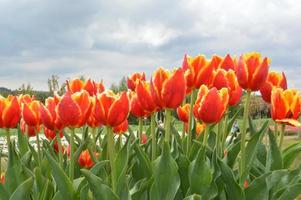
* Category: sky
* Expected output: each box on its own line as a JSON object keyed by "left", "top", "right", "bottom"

{"left": 0, "top": 0, "right": 300, "bottom": 91}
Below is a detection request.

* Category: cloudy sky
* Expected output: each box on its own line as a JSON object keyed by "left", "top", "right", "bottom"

{"left": 0, "top": 0, "right": 300, "bottom": 90}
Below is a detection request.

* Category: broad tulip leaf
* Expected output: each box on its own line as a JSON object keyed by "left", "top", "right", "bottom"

{"left": 177, "top": 154, "right": 190, "bottom": 195}
{"left": 267, "top": 130, "right": 283, "bottom": 171}
{"left": 218, "top": 159, "right": 245, "bottom": 200}
{"left": 9, "top": 177, "right": 33, "bottom": 200}
{"left": 224, "top": 140, "right": 241, "bottom": 168}
{"left": 245, "top": 173, "right": 270, "bottom": 200}
{"left": 150, "top": 142, "right": 180, "bottom": 200}
{"left": 188, "top": 146, "right": 212, "bottom": 196}
{"left": 183, "top": 194, "right": 201, "bottom": 200}
{"left": 44, "top": 151, "right": 76, "bottom": 200}
{"left": 277, "top": 183, "right": 301, "bottom": 200}
{"left": 0, "top": 184, "right": 9, "bottom": 200}
{"left": 80, "top": 169, "right": 119, "bottom": 200}
{"left": 282, "top": 141, "right": 301, "bottom": 168}
{"left": 17, "top": 126, "right": 28, "bottom": 156}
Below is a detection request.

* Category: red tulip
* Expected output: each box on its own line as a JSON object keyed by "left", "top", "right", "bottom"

{"left": 271, "top": 88, "right": 301, "bottom": 126}
{"left": 127, "top": 72, "right": 146, "bottom": 91}
{"left": 53, "top": 141, "right": 65, "bottom": 154}
{"left": 136, "top": 80, "right": 157, "bottom": 113}
{"left": 22, "top": 100, "right": 41, "bottom": 126}
{"left": 236, "top": 53, "right": 270, "bottom": 91}
{"left": 219, "top": 54, "right": 237, "bottom": 71}
{"left": 130, "top": 92, "right": 150, "bottom": 118}
{"left": 20, "top": 119, "right": 41, "bottom": 137}
{"left": 67, "top": 78, "right": 104, "bottom": 96}
{"left": 0, "top": 173, "right": 5, "bottom": 184}
{"left": 177, "top": 104, "right": 190, "bottom": 123}
{"left": 260, "top": 71, "right": 287, "bottom": 103}
{"left": 78, "top": 150, "right": 99, "bottom": 168}
{"left": 211, "top": 69, "right": 242, "bottom": 106}
{"left": 113, "top": 120, "right": 128, "bottom": 134}
{"left": 95, "top": 91, "right": 130, "bottom": 127}
{"left": 87, "top": 98, "right": 102, "bottom": 128}
{"left": 57, "top": 91, "right": 91, "bottom": 127}
{"left": 18, "top": 94, "right": 34, "bottom": 104}
{"left": 44, "top": 127, "right": 63, "bottom": 140}
{"left": 150, "top": 67, "right": 186, "bottom": 109}
{"left": 141, "top": 133, "right": 148, "bottom": 144}
{"left": 40, "top": 96, "right": 64, "bottom": 131}
{"left": 184, "top": 122, "right": 206, "bottom": 136}
{"left": 0, "top": 95, "right": 21, "bottom": 128}
{"left": 193, "top": 85, "right": 229, "bottom": 124}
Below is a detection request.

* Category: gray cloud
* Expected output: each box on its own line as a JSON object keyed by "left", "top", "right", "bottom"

{"left": 0, "top": 0, "right": 300, "bottom": 90}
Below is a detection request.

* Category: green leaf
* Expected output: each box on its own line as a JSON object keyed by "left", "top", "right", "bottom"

{"left": 224, "top": 140, "right": 241, "bottom": 168}
{"left": 245, "top": 173, "right": 270, "bottom": 200}
{"left": 177, "top": 154, "right": 190, "bottom": 195}
{"left": 81, "top": 169, "right": 119, "bottom": 200}
{"left": 183, "top": 194, "right": 201, "bottom": 200}
{"left": 277, "top": 183, "right": 301, "bottom": 200}
{"left": 44, "top": 151, "right": 76, "bottom": 200}
{"left": 282, "top": 141, "right": 301, "bottom": 168}
{"left": 9, "top": 177, "right": 33, "bottom": 200}
{"left": 17, "top": 126, "right": 28, "bottom": 156}
{"left": 150, "top": 142, "right": 180, "bottom": 200}
{"left": 188, "top": 146, "right": 212, "bottom": 196}
{"left": 226, "top": 107, "right": 243, "bottom": 137}
{"left": 5, "top": 142, "right": 20, "bottom": 194}
{"left": 0, "top": 184, "right": 9, "bottom": 200}
{"left": 132, "top": 143, "right": 152, "bottom": 181}
{"left": 218, "top": 159, "right": 245, "bottom": 200}
{"left": 267, "top": 130, "right": 283, "bottom": 171}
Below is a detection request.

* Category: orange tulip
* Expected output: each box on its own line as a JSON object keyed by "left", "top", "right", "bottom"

{"left": 18, "top": 94, "right": 34, "bottom": 104}
{"left": 141, "top": 133, "right": 148, "bottom": 144}
{"left": 0, "top": 95, "right": 21, "bottom": 128}
{"left": 22, "top": 100, "right": 41, "bottom": 127}
{"left": 150, "top": 67, "right": 186, "bottom": 109}
{"left": 0, "top": 173, "right": 5, "bottom": 184}
{"left": 40, "top": 96, "right": 64, "bottom": 131}
{"left": 87, "top": 98, "right": 102, "bottom": 128}
{"left": 127, "top": 72, "right": 146, "bottom": 91}
{"left": 67, "top": 78, "right": 104, "bottom": 96}
{"left": 177, "top": 104, "right": 190, "bottom": 123}
{"left": 236, "top": 52, "right": 270, "bottom": 91}
{"left": 44, "top": 127, "right": 63, "bottom": 140}
{"left": 193, "top": 85, "right": 229, "bottom": 124}
{"left": 20, "top": 119, "right": 41, "bottom": 137}
{"left": 260, "top": 71, "right": 287, "bottom": 103}
{"left": 94, "top": 91, "right": 130, "bottom": 127}
{"left": 57, "top": 91, "right": 91, "bottom": 127}
{"left": 130, "top": 92, "right": 150, "bottom": 118}
{"left": 184, "top": 122, "right": 206, "bottom": 135}
{"left": 136, "top": 80, "right": 157, "bottom": 113}
{"left": 113, "top": 120, "right": 128, "bottom": 134}
{"left": 211, "top": 69, "right": 242, "bottom": 106}
{"left": 219, "top": 54, "right": 237, "bottom": 71}
{"left": 78, "top": 150, "right": 99, "bottom": 168}
{"left": 271, "top": 88, "right": 301, "bottom": 126}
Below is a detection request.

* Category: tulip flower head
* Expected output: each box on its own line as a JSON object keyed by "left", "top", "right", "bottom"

{"left": 271, "top": 88, "right": 301, "bottom": 126}
{"left": 22, "top": 100, "right": 41, "bottom": 127}
{"left": 113, "top": 119, "right": 128, "bottom": 134}
{"left": 78, "top": 150, "right": 99, "bottom": 168}
{"left": 236, "top": 52, "right": 270, "bottom": 91}
{"left": 177, "top": 104, "right": 190, "bottom": 123}
{"left": 95, "top": 91, "right": 130, "bottom": 127}
{"left": 127, "top": 72, "right": 146, "bottom": 91}
{"left": 44, "top": 127, "right": 63, "bottom": 140}
{"left": 150, "top": 67, "right": 186, "bottom": 109}
{"left": 219, "top": 54, "right": 237, "bottom": 71}
{"left": 211, "top": 69, "right": 243, "bottom": 106}
{"left": 136, "top": 80, "right": 157, "bottom": 113}
{"left": 0, "top": 95, "right": 21, "bottom": 128}
{"left": 193, "top": 85, "right": 229, "bottom": 124}
{"left": 20, "top": 119, "right": 41, "bottom": 137}
{"left": 57, "top": 91, "right": 91, "bottom": 128}
{"left": 67, "top": 78, "right": 104, "bottom": 96}
{"left": 260, "top": 71, "right": 287, "bottom": 103}
{"left": 130, "top": 92, "right": 150, "bottom": 118}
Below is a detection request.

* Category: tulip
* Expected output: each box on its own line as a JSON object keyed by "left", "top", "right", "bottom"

{"left": 183, "top": 122, "right": 205, "bottom": 136}
{"left": 78, "top": 150, "right": 99, "bottom": 168}
{"left": 0, "top": 95, "right": 21, "bottom": 128}
{"left": 211, "top": 69, "right": 243, "bottom": 106}
{"left": 57, "top": 91, "right": 91, "bottom": 128}
{"left": 87, "top": 98, "right": 102, "bottom": 128}
{"left": 44, "top": 127, "right": 63, "bottom": 140}
{"left": 193, "top": 85, "right": 229, "bottom": 124}
{"left": 219, "top": 54, "right": 237, "bottom": 71}
{"left": 136, "top": 80, "right": 157, "bottom": 113}
{"left": 0, "top": 173, "right": 5, "bottom": 184}
{"left": 150, "top": 67, "right": 186, "bottom": 109}
{"left": 141, "top": 133, "right": 148, "bottom": 144}
{"left": 127, "top": 72, "right": 146, "bottom": 91}
{"left": 18, "top": 94, "right": 34, "bottom": 104}
{"left": 113, "top": 120, "right": 128, "bottom": 134}
{"left": 236, "top": 52, "right": 270, "bottom": 91}
{"left": 94, "top": 91, "right": 130, "bottom": 127}
{"left": 260, "top": 71, "right": 287, "bottom": 103}
{"left": 67, "top": 78, "right": 105, "bottom": 96}
{"left": 53, "top": 141, "right": 65, "bottom": 154}
{"left": 130, "top": 92, "right": 150, "bottom": 118}
{"left": 22, "top": 100, "right": 41, "bottom": 127}
{"left": 177, "top": 104, "right": 190, "bottom": 123}
{"left": 271, "top": 88, "right": 301, "bottom": 127}
{"left": 20, "top": 119, "right": 41, "bottom": 137}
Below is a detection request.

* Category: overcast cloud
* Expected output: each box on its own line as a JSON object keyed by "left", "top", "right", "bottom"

{"left": 0, "top": 0, "right": 300, "bottom": 90}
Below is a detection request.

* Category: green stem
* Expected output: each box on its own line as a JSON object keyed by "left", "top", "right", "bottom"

{"left": 69, "top": 128, "right": 75, "bottom": 181}
{"left": 221, "top": 113, "right": 229, "bottom": 156}
{"left": 151, "top": 113, "right": 156, "bottom": 161}
{"left": 36, "top": 130, "right": 41, "bottom": 164}
{"left": 106, "top": 126, "right": 116, "bottom": 192}
{"left": 91, "top": 127, "right": 96, "bottom": 150}
{"left": 203, "top": 125, "right": 210, "bottom": 147}
{"left": 279, "top": 124, "right": 285, "bottom": 149}
{"left": 138, "top": 117, "right": 143, "bottom": 143}
{"left": 56, "top": 130, "right": 63, "bottom": 168}
{"left": 216, "top": 121, "right": 223, "bottom": 156}
{"left": 186, "top": 89, "right": 197, "bottom": 156}
{"left": 5, "top": 128, "right": 11, "bottom": 154}
{"left": 274, "top": 122, "right": 278, "bottom": 143}
{"left": 240, "top": 91, "right": 251, "bottom": 185}
{"left": 164, "top": 109, "right": 172, "bottom": 143}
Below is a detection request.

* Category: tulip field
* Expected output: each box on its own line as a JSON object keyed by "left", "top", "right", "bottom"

{"left": 1, "top": 52, "right": 301, "bottom": 200}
